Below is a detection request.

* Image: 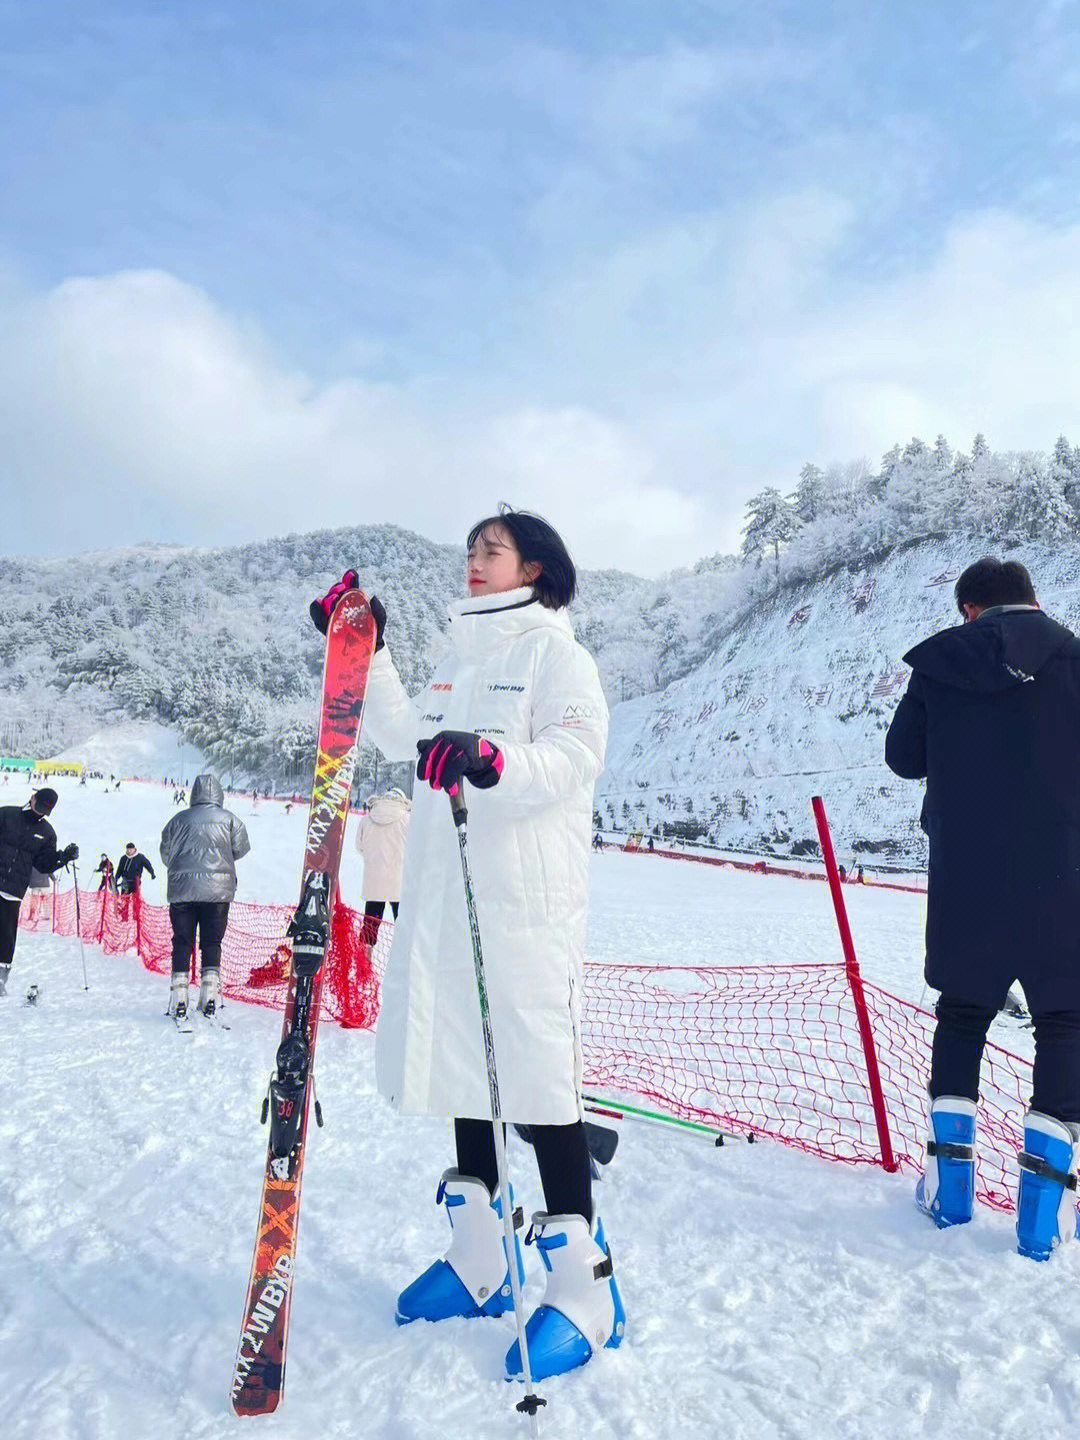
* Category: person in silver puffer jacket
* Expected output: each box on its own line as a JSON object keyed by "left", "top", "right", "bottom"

{"left": 160, "top": 774, "right": 251, "bottom": 1018}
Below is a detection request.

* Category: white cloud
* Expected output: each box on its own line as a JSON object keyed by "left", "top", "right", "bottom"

{"left": 0, "top": 269, "right": 693, "bottom": 573}
{"left": 5, "top": 204, "right": 1080, "bottom": 577}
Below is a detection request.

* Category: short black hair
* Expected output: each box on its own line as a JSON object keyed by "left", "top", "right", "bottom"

{"left": 955, "top": 557, "right": 1037, "bottom": 614}
{"left": 466, "top": 506, "right": 577, "bottom": 610}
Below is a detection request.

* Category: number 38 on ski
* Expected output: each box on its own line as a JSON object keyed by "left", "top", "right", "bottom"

{"left": 231, "top": 588, "right": 376, "bottom": 1417}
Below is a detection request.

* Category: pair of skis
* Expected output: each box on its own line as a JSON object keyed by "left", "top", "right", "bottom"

{"left": 231, "top": 589, "right": 377, "bottom": 1417}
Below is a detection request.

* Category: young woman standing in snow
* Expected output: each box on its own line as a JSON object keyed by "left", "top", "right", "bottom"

{"left": 312, "top": 509, "right": 623, "bottom": 1380}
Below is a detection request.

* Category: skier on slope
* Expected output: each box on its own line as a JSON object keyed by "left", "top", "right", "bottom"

{"left": 0, "top": 788, "right": 78, "bottom": 996}
{"left": 160, "top": 774, "right": 251, "bottom": 1018}
{"left": 115, "top": 841, "right": 155, "bottom": 895}
{"left": 94, "top": 853, "right": 116, "bottom": 892}
{"left": 886, "top": 557, "right": 1080, "bottom": 1259}
{"left": 311, "top": 508, "right": 624, "bottom": 1380}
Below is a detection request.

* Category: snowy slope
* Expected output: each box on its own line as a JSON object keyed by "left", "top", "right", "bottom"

{"left": 4, "top": 777, "right": 1072, "bottom": 1440}
{"left": 51, "top": 720, "right": 208, "bottom": 782}
{"left": 600, "top": 538, "right": 1080, "bottom": 864}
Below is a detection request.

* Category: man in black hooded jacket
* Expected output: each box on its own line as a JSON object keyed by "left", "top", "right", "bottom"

{"left": 886, "top": 557, "right": 1080, "bottom": 1258}
{"left": 0, "top": 787, "right": 78, "bottom": 995}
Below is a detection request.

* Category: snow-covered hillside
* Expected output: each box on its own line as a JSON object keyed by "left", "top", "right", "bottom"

{"left": 600, "top": 538, "right": 1080, "bottom": 864}
{"left": 51, "top": 719, "right": 208, "bottom": 782}
{"left": 2, "top": 777, "right": 1073, "bottom": 1440}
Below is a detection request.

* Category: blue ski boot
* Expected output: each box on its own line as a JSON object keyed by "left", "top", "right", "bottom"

{"left": 395, "top": 1170, "right": 525, "bottom": 1324}
{"left": 1016, "top": 1110, "right": 1080, "bottom": 1261}
{"left": 915, "top": 1096, "right": 976, "bottom": 1228}
{"left": 505, "top": 1213, "right": 625, "bottom": 1382}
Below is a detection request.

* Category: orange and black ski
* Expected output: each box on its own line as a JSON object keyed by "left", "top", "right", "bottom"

{"left": 231, "top": 590, "right": 376, "bottom": 1416}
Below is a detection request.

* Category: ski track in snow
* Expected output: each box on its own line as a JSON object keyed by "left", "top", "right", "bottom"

{"left": 0, "top": 777, "right": 1065, "bottom": 1439}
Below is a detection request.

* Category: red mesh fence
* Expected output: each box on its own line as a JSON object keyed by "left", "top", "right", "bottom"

{"left": 610, "top": 840, "right": 927, "bottom": 895}
{"left": 21, "top": 884, "right": 1030, "bottom": 1213}
{"left": 21, "top": 886, "right": 385, "bottom": 1031}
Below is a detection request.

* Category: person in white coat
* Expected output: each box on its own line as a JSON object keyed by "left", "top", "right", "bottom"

{"left": 354, "top": 788, "right": 410, "bottom": 943}
{"left": 313, "top": 509, "right": 624, "bottom": 1381}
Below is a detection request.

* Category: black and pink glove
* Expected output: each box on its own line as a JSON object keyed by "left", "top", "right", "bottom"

{"left": 309, "top": 570, "right": 359, "bottom": 634}
{"left": 416, "top": 731, "right": 504, "bottom": 795}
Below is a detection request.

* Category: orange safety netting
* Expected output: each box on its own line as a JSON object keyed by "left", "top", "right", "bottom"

{"left": 19, "top": 885, "right": 1031, "bottom": 1212}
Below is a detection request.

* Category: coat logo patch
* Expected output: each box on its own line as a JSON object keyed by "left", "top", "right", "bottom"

{"left": 562, "top": 704, "right": 598, "bottom": 723}
{"left": 431, "top": 683, "right": 453, "bottom": 692}
{"left": 420, "top": 713, "right": 444, "bottom": 724}
{"left": 488, "top": 682, "right": 526, "bottom": 694}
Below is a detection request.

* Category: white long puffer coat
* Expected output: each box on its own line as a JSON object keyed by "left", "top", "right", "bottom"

{"left": 362, "top": 586, "right": 608, "bottom": 1125}
{"left": 355, "top": 790, "right": 411, "bottom": 901}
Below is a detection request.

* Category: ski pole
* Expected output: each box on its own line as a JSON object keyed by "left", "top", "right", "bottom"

{"left": 448, "top": 789, "right": 545, "bottom": 1434}
{"left": 70, "top": 862, "right": 89, "bottom": 991}
{"left": 583, "top": 1092, "right": 754, "bottom": 1147}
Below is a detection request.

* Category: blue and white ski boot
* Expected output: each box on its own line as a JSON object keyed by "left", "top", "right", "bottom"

{"left": 395, "top": 1170, "right": 524, "bottom": 1324}
{"left": 505, "top": 1212, "right": 625, "bottom": 1382}
{"left": 1016, "top": 1110, "right": 1080, "bottom": 1261}
{"left": 915, "top": 1095, "right": 976, "bottom": 1228}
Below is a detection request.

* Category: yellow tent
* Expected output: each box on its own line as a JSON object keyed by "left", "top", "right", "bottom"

{"left": 37, "top": 760, "right": 83, "bottom": 776}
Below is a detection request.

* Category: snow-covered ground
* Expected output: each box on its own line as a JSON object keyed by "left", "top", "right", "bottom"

{"left": 51, "top": 719, "right": 208, "bottom": 783}
{"left": 2, "top": 778, "right": 1071, "bottom": 1440}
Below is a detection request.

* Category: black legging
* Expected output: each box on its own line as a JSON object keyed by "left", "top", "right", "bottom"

{"left": 362, "top": 899, "right": 398, "bottom": 946}
{"left": 454, "top": 1117, "right": 593, "bottom": 1222}
{"left": 930, "top": 995, "right": 1080, "bottom": 1123}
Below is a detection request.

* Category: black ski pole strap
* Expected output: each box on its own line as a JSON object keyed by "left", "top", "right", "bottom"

{"left": 927, "top": 1140, "right": 973, "bottom": 1162}
{"left": 1018, "top": 1151, "right": 1078, "bottom": 1189}
{"left": 593, "top": 1254, "right": 614, "bottom": 1281}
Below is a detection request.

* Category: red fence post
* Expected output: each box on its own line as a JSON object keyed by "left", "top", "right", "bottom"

{"left": 812, "top": 795, "right": 898, "bottom": 1173}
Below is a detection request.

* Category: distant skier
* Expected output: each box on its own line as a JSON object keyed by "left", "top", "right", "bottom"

{"left": 312, "top": 507, "right": 622, "bottom": 1380}
{"left": 0, "top": 788, "right": 78, "bottom": 996}
{"left": 115, "top": 842, "right": 155, "bottom": 895}
{"left": 159, "top": 774, "right": 251, "bottom": 1019}
{"left": 886, "top": 557, "right": 1080, "bottom": 1259}
{"left": 94, "top": 854, "right": 116, "bottom": 893}
{"left": 354, "top": 788, "right": 410, "bottom": 945}
{"left": 592, "top": 831, "right": 603, "bottom": 851}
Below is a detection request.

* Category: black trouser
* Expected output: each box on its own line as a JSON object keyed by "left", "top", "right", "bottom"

{"left": 930, "top": 995, "right": 1080, "bottom": 1124}
{"left": 169, "top": 901, "right": 230, "bottom": 975}
{"left": 454, "top": 1117, "right": 593, "bottom": 1222}
{"left": 362, "top": 899, "right": 398, "bottom": 946}
{"left": 0, "top": 896, "right": 19, "bottom": 969}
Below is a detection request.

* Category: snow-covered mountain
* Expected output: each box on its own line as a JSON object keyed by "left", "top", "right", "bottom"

{"left": 4, "top": 433, "right": 1080, "bottom": 824}
{"left": 0, "top": 525, "right": 654, "bottom": 787}
{"left": 599, "top": 538, "right": 1080, "bottom": 865}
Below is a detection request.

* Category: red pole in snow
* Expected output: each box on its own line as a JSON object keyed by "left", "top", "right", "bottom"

{"left": 812, "top": 795, "right": 898, "bottom": 1173}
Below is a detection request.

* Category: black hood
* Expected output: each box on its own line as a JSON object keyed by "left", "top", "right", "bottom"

{"left": 904, "top": 609, "right": 1080, "bottom": 695}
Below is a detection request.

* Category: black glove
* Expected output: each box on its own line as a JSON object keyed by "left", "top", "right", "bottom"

{"left": 417, "top": 731, "right": 503, "bottom": 796}
{"left": 58, "top": 843, "right": 79, "bottom": 865}
{"left": 369, "top": 594, "right": 386, "bottom": 652}
{"left": 309, "top": 569, "right": 359, "bottom": 634}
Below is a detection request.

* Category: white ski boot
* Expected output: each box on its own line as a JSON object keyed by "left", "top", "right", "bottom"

{"left": 1016, "top": 1111, "right": 1080, "bottom": 1260}
{"left": 505, "top": 1212, "right": 625, "bottom": 1381}
{"left": 168, "top": 972, "right": 190, "bottom": 1020}
{"left": 396, "top": 1170, "right": 525, "bottom": 1325}
{"left": 915, "top": 1096, "right": 977, "bottom": 1228}
{"left": 197, "top": 968, "right": 221, "bottom": 1017}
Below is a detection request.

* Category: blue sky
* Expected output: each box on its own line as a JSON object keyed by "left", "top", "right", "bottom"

{"left": 2, "top": 1, "right": 1080, "bottom": 571}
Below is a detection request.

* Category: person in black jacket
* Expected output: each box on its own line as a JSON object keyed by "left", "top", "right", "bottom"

{"left": 886, "top": 557, "right": 1080, "bottom": 1259}
{"left": 115, "top": 842, "right": 155, "bottom": 895}
{"left": 0, "top": 788, "right": 78, "bottom": 995}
